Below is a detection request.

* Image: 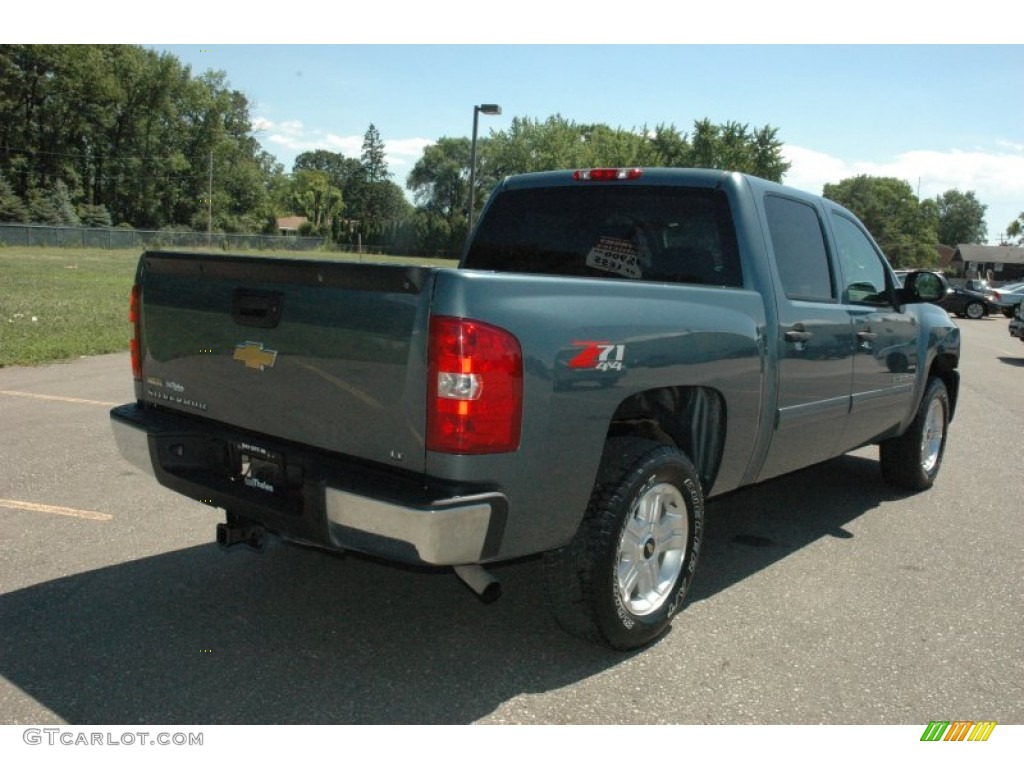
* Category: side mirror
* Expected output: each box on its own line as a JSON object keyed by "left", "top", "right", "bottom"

{"left": 899, "top": 271, "right": 948, "bottom": 304}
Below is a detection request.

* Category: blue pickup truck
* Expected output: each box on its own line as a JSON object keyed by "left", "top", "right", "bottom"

{"left": 111, "top": 168, "right": 960, "bottom": 650}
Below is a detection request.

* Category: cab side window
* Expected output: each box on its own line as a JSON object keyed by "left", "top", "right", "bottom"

{"left": 831, "top": 213, "right": 890, "bottom": 306}
{"left": 764, "top": 195, "right": 835, "bottom": 302}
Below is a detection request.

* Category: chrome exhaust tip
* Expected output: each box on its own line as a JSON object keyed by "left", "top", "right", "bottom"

{"left": 454, "top": 564, "right": 501, "bottom": 604}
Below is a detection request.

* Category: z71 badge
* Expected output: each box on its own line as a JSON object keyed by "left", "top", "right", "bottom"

{"left": 569, "top": 341, "right": 627, "bottom": 371}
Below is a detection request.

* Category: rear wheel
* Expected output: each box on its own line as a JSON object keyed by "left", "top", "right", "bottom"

{"left": 543, "top": 437, "right": 704, "bottom": 650}
{"left": 879, "top": 377, "right": 949, "bottom": 490}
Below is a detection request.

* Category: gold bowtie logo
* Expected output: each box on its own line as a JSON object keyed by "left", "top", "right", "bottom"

{"left": 233, "top": 341, "right": 278, "bottom": 371}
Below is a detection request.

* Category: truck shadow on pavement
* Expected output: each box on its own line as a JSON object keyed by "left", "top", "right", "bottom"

{"left": 0, "top": 453, "right": 901, "bottom": 724}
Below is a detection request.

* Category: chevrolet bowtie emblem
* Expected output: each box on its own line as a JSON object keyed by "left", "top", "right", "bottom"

{"left": 233, "top": 341, "right": 278, "bottom": 371}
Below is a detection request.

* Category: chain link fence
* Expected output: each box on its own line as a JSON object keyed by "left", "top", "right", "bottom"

{"left": 0, "top": 223, "right": 460, "bottom": 260}
{"left": 0, "top": 223, "right": 327, "bottom": 252}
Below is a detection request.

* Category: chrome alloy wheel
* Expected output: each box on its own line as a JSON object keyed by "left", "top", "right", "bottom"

{"left": 921, "top": 397, "right": 945, "bottom": 473}
{"left": 615, "top": 482, "right": 689, "bottom": 616}
{"left": 966, "top": 302, "right": 985, "bottom": 319}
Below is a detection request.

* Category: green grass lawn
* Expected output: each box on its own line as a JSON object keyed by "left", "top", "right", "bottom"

{"left": 0, "top": 246, "right": 457, "bottom": 368}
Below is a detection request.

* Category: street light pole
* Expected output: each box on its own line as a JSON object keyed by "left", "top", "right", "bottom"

{"left": 467, "top": 103, "right": 501, "bottom": 240}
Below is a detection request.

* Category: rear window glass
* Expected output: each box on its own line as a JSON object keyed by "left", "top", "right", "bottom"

{"left": 464, "top": 185, "right": 742, "bottom": 287}
{"left": 763, "top": 194, "right": 834, "bottom": 302}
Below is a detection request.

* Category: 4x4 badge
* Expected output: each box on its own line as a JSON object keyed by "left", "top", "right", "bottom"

{"left": 233, "top": 341, "right": 278, "bottom": 371}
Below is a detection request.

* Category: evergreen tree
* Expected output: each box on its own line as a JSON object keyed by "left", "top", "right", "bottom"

{"left": 0, "top": 171, "right": 29, "bottom": 222}
{"left": 51, "top": 180, "right": 80, "bottom": 226}
{"left": 26, "top": 188, "right": 62, "bottom": 224}
{"left": 78, "top": 203, "right": 113, "bottom": 227}
{"left": 361, "top": 124, "right": 390, "bottom": 183}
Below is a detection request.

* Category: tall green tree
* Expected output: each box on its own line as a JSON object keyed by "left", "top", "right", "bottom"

{"left": 291, "top": 169, "right": 342, "bottom": 232}
{"left": 406, "top": 114, "right": 791, "bottom": 254}
{"left": 934, "top": 189, "right": 987, "bottom": 246}
{"left": 1006, "top": 213, "right": 1024, "bottom": 245}
{"left": 406, "top": 137, "right": 472, "bottom": 249}
{"left": 293, "top": 149, "right": 365, "bottom": 239}
{"left": 361, "top": 123, "right": 390, "bottom": 183}
{"left": 823, "top": 175, "right": 939, "bottom": 267}
{"left": 350, "top": 124, "right": 409, "bottom": 243}
{"left": 0, "top": 44, "right": 280, "bottom": 232}
{"left": 294, "top": 149, "right": 363, "bottom": 193}
{"left": 641, "top": 124, "right": 692, "bottom": 166}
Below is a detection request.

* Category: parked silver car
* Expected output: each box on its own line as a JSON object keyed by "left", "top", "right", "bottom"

{"left": 993, "top": 281, "right": 1024, "bottom": 318}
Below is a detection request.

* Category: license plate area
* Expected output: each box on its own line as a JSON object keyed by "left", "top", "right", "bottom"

{"left": 234, "top": 441, "right": 289, "bottom": 496}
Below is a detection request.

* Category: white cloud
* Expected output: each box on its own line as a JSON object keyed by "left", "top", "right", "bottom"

{"left": 996, "top": 139, "right": 1024, "bottom": 154}
{"left": 319, "top": 134, "right": 363, "bottom": 156}
{"left": 784, "top": 143, "right": 1024, "bottom": 240}
{"left": 253, "top": 118, "right": 304, "bottom": 137}
{"left": 781, "top": 146, "right": 852, "bottom": 196}
{"left": 385, "top": 138, "right": 434, "bottom": 168}
{"left": 252, "top": 118, "right": 433, "bottom": 171}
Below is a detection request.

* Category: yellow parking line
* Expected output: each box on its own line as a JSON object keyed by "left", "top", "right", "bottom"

{"left": 0, "top": 390, "right": 118, "bottom": 407}
{"left": 0, "top": 499, "right": 113, "bottom": 521}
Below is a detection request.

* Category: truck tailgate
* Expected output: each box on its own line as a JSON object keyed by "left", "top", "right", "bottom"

{"left": 137, "top": 252, "right": 434, "bottom": 473}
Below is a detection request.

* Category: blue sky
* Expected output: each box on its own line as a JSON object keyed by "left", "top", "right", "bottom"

{"left": 28, "top": 1, "right": 1019, "bottom": 243}
{"left": 145, "top": 42, "right": 1024, "bottom": 242}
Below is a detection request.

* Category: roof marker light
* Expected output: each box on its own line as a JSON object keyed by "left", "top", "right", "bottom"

{"left": 573, "top": 168, "right": 643, "bottom": 181}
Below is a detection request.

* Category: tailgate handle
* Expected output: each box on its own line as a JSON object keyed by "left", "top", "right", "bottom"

{"left": 233, "top": 289, "right": 283, "bottom": 329}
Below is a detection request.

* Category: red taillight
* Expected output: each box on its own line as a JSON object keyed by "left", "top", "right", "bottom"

{"left": 573, "top": 168, "right": 643, "bottom": 181}
{"left": 129, "top": 284, "right": 142, "bottom": 382}
{"left": 427, "top": 316, "right": 523, "bottom": 454}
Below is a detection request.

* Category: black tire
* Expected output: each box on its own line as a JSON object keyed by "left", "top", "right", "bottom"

{"left": 879, "top": 377, "right": 949, "bottom": 490}
{"left": 965, "top": 301, "right": 985, "bottom": 320}
{"left": 543, "top": 437, "right": 704, "bottom": 650}
{"left": 1002, "top": 308, "right": 1015, "bottom": 318}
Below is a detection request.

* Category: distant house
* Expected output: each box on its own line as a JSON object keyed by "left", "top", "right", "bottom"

{"left": 276, "top": 215, "right": 308, "bottom": 236}
{"left": 934, "top": 244, "right": 956, "bottom": 272}
{"left": 951, "top": 244, "right": 1024, "bottom": 283}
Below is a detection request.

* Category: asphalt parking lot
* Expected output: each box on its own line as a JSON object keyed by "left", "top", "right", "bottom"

{"left": 1, "top": 317, "right": 1022, "bottom": 725}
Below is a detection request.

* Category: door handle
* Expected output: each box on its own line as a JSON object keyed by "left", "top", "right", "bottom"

{"left": 857, "top": 331, "right": 878, "bottom": 341}
{"left": 785, "top": 330, "right": 812, "bottom": 343}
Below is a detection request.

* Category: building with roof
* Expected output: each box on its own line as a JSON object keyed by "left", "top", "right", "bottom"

{"left": 951, "top": 244, "right": 1024, "bottom": 283}
{"left": 276, "top": 215, "right": 309, "bottom": 235}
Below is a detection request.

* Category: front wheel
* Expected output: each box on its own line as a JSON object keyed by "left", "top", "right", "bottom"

{"left": 879, "top": 377, "right": 949, "bottom": 490}
{"left": 543, "top": 438, "right": 704, "bottom": 650}
{"left": 965, "top": 301, "right": 986, "bottom": 319}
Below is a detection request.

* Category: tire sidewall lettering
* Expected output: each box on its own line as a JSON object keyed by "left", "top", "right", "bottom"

{"left": 611, "top": 461, "right": 701, "bottom": 632}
